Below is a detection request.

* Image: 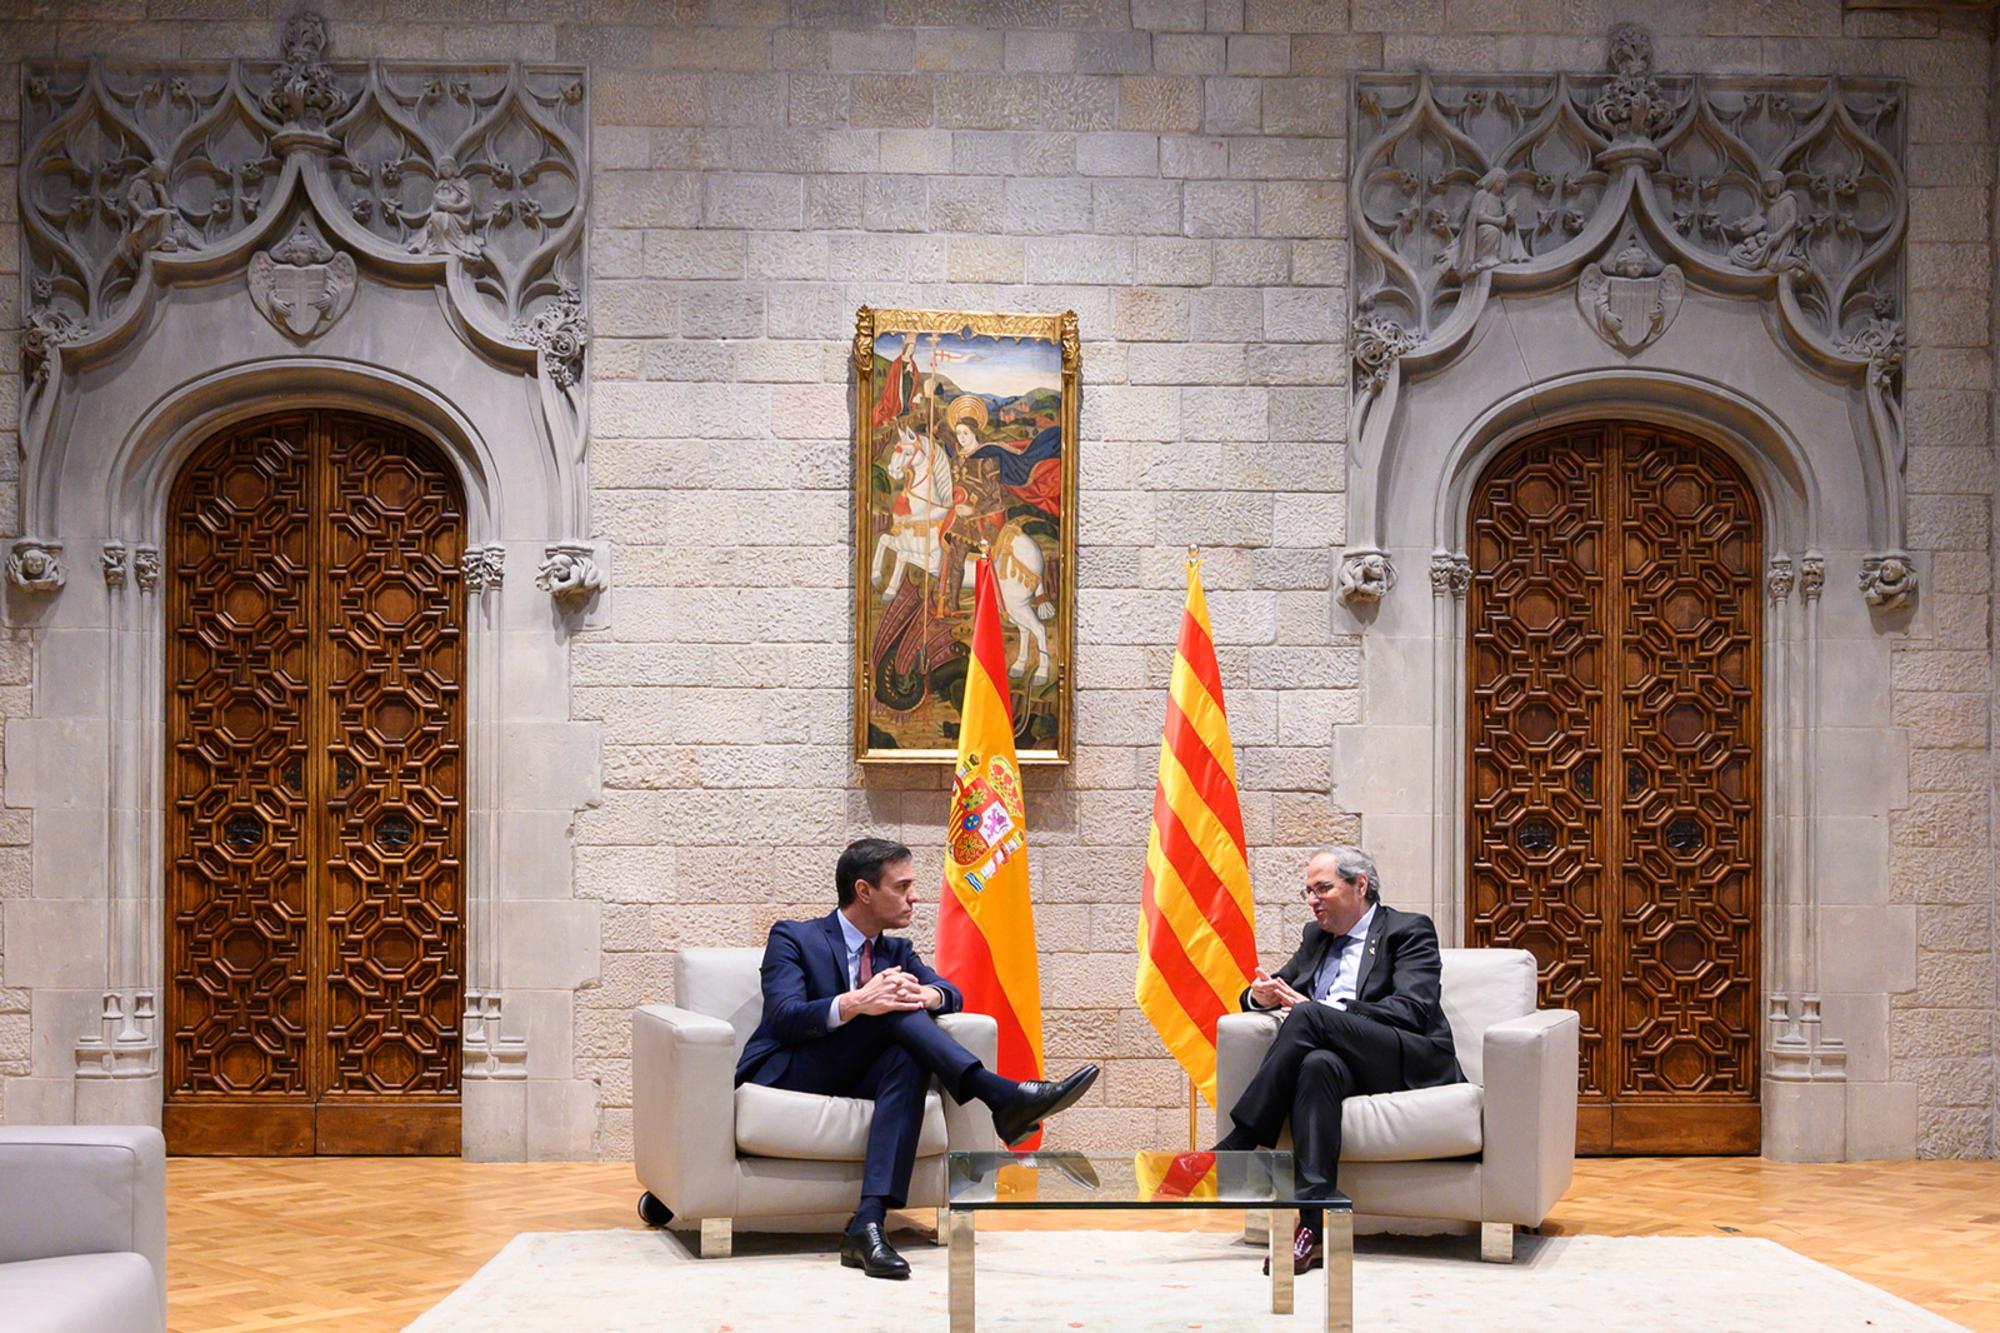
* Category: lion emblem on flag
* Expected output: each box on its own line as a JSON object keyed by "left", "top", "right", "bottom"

{"left": 948, "top": 753, "right": 1028, "bottom": 892}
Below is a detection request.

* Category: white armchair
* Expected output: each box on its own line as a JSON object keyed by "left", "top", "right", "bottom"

{"left": 1215, "top": 947, "right": 1579, "bottom": 1262}
{"left": 0, "top": 1125, "right": 168, "bottom": 1332}
{"left": 633, "top": 947, "right": 999, "bottom": 1256}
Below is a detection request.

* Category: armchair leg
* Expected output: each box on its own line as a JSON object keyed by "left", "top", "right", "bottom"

{"left": 700, "top": 1217, "right": 733, "bottom": 1259}
{"left": 1479, "top": 1222, "right": 1513, "bottom": 1263}
{"left": 935, "top": 1207, "right": 947, "bottom": 1245}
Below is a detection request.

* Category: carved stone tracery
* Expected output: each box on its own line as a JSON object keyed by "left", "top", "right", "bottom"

{"left": 1348, "top": 25, "right": 1910, "bottom": 608}
{"left": 19, "top": 14, "right": 594, "bottom": 561}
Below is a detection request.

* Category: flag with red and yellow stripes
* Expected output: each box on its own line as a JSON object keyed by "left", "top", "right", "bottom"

{"left": 937, "top": 556, "right": 1047, "bottom": 1139}
{"left": 1136, "top": 553, "right": 1257, "bottom": 1106}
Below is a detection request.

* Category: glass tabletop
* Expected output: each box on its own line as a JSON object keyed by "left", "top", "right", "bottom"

{"left": 945, "top": 1150, "right": 1353, "bottom": 1212}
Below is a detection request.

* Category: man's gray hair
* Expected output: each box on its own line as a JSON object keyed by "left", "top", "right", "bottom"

{"left": 1312, "top": 845, "right": 1382, "bottom": 904}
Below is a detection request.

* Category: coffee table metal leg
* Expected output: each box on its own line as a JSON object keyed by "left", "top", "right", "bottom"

{"left": 1269, "top": 1208, "right": 1294, "bottom": 1315}
{"left": 1322, "top": 1211, "right": 1353, "bottom": 1333}
{"left": 948, "top": 1208, "right": 975, "bottom": 1333}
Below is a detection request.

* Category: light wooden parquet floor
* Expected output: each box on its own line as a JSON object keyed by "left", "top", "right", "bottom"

{"left": 164, "top": 1156, "right": 2000, "bottom": 1332}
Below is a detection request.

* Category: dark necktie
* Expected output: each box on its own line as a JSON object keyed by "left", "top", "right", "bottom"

{"left": 1313, "top": 935, "right": 1351, "bottom": 999}
{"left": 858, "top": 938, "right": 875, "bottom": 985}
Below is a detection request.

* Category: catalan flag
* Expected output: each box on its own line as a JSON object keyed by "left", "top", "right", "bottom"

{"left": 937, "top": 555, "right": 1047, "bottom": 1140}
{"left": 1136, "top": 552, "right": 1257, "bottom": 1106}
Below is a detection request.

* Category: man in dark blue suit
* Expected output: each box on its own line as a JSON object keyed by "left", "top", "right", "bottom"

{"left": 736, "top": 837, "right": 1098, "bottom": 1280}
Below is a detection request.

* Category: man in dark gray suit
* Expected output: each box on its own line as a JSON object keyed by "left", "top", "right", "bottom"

{"left": 1213, "top": 847, "right": 1464, "bottom": 1275}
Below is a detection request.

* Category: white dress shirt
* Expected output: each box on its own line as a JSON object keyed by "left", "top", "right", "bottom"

{"left": 1310, "top": 904, "right": 1376, "bottom": 1010}
{"left": 825, "top": 911, "right": 875, "bottom": 1031}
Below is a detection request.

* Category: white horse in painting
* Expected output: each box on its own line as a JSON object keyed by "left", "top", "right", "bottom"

{"left": 969, "top": 521, "right": 1056, "bottom": 687}
{"left": 872, "top": 426, "right": 954, "bottom": 599}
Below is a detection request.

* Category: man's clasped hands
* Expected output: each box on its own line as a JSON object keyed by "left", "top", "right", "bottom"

{"left": 837, "top": 966, "right": 943, "bottom": 1021}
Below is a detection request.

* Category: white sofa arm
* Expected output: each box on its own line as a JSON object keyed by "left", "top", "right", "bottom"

{"left": 0, "top": 1125, "right": 167, "bottom": 1325}
{"left": 935, "top": 1012, "right": 1000, "bottom": 1152}
{"left": 1215, "top": 1010, "right": 1282, "bottom": 1120}
{"left": 1478, "top": 1009, "right": 1580, "bottom": 1227}
{"left": 633, "top": 1004, "right": 739, "bottom": 1221}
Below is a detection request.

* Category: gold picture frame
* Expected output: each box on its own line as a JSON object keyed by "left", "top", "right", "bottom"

{"left": 852, "top": 305, "right": 1079, "bottom": 765}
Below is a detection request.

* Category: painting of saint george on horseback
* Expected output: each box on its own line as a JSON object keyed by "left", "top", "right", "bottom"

{"left": 853, "top": 307, "right": 1078, "bottom": 764}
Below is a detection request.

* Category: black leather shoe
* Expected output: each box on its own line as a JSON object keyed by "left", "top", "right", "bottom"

{"left": 839, "top": 1223, "right": 911, "bottom": 1280}
{"left": 991, "top": 1064, "right": 1100, "bottom": 1147}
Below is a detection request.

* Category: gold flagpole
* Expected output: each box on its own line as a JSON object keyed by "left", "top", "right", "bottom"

{"left": 1188, "top": 1077, "right": 1198, "bottom": 1150}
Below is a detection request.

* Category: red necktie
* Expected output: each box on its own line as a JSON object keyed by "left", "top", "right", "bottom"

{"left": 858, "top": 938, "right": 874, "bottom": 985}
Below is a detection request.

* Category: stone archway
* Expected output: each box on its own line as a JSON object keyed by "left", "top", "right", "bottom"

{"left": 7, "top": 17, "right": 607, "bottom": 1159}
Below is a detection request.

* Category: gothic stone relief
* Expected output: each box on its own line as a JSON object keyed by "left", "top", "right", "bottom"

{"left": 18, "top": 12, "right": 595, "bottom": 568}
{"left": 248, "top": 214, "right": 356, "bottom": 340}
{"left": 537, "top": 542, "right": 606, "bottom": 607}
{"left": 7, "top": 540, "right": 66, "bottom": 594}
{"left": 1576, "top": 229, "right": 1683, "bottom": 354}
{"left": 1348, "top": 23, "right": 1911, "bottom": 608}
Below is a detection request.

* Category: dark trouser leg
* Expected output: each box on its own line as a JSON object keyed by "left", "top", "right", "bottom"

{"left": 1291, "top": 1048, "right": 1353, "bottom": 1234}
{"left": 1222, "top": 1005, "right": 1408, "bottom": 1229}
{"left": 752, "top": 1008, "right": 981, "bottom": 1099}
{"left": 850, "top": 1042, "right": 931, "bottom": 1226}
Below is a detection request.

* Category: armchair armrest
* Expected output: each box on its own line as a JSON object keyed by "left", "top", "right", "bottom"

{"left": 633, "top": 1004, "right": 739, "bottom": 1220}
{"left": 0, "top": 1125, "right": 167, "bottom": 1326}
{"left": 935, "top": 1012, "right": 999, "bottom": 1151}
{"left": 1478, "top": 1009, "right": 1580, "bottom": 1226}
{"left": 1216, "top": 1011, "right": 1282, "bottom": 1119}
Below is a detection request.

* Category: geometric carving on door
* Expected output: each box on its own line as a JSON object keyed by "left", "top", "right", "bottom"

{"left": 1467, "top": 421, "right": 1760, "bottom": 1154}
{"left": 165, "top": 411, "right": 466, "bottom": 1155}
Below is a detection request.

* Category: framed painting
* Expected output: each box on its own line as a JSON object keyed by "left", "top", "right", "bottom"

{"left": 852, "top": 306, "right": 1078, "bottom": 765}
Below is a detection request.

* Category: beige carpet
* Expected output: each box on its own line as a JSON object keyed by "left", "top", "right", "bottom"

{"left": 407, "top": 1227, "right": 1969, "bottom": 1332}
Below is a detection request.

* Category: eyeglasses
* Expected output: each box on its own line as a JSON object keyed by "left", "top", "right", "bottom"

{"left": 1302, "top": 879, "right": 1344, "bottom": 902}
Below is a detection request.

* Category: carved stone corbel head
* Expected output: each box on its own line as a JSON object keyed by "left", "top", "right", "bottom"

{"left": 537, "top": 542, "right": 605, "bottom": 607}
{"left": 8, "top": 539, "right": 66, "bottom": 594}
{"left": 1337, "top": 549, "right": 1396, "bottom": 606}
{"left": 1859, "top": 553, "right": 1916, "bottom": 611}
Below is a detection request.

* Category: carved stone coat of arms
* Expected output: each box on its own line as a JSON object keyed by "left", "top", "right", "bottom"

{"left": 248, "top": 216, "right": 356, "bottom": 341}
{"left": 1576, "top": 238, "right": 1683, "bottom": 355}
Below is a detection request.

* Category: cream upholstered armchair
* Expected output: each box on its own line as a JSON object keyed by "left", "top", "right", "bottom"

{"left": 0, "top": 1125, "right": 168, "bottom": 1332}
{"left": 1216, "top": 947, "right": 1579, "bottom": 1263}
{"left": 633, "top": 946, "right": 1000, "bottom": 1256}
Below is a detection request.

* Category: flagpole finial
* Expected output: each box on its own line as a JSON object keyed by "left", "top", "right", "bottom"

{"left": 1187, "top": 544, "right": 1200, "bottom": 566}
{"left": 978, "top": 539, "right": 991, "bottom": 560}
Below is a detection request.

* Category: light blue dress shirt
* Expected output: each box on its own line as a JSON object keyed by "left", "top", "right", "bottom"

{"left": 1308, "top": 903, "right": 1376, "bottom": 1010}
{"left": 825, "top": 911, "right": 875, "bottom": 1031}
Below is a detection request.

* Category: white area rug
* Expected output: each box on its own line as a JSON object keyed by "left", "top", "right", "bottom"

{"left": 407, "top": 1227, "right": 1968, "bottom": 1332}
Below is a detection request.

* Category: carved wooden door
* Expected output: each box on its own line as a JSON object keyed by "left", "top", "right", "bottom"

{"left": 1466, "top": 422, "right": 1761, "bottom": 1154}
{"left": 165, "top": 411, "right": 466, "bottom": 1155}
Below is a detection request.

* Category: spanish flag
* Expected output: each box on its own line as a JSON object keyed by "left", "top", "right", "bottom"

{"left": 1136, "top": 552, "right": 1257, "bottom": 1106}
{"left": 937, "top": 555, "right": 1047, "bottom": 1140}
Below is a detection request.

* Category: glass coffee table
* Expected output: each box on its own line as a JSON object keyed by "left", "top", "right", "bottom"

{"left": 943, "top": 1149, "right": 1353, "bottom": 1332}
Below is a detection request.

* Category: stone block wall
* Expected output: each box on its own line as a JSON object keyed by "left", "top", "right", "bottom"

{"left": 0, "top": 0, "right": 1992, "bottom": 1159}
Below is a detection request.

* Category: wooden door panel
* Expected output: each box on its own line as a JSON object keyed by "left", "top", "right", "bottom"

{"left": 319, "top": 417, "right": 466, "bottom": 1104}
{"left": 166, "top": 417, "right": 315, "bottom": 1111}
{"left": 1616, "top": 433, "right": 1760, "bottom": 1106}
{"left": 1466, "top": 432, "right": 1613, "bottom": 1102}
{"left": 166, "top": 411, "right": 465, "bottom": 1156}
{"left": 1466, "top": 422, "right": 1760, "bottom": 1154}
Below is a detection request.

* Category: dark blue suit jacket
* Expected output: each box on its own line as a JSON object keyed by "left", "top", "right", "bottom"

{"left": 735, "top": 911, "right": 964, "bottom": 1086}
